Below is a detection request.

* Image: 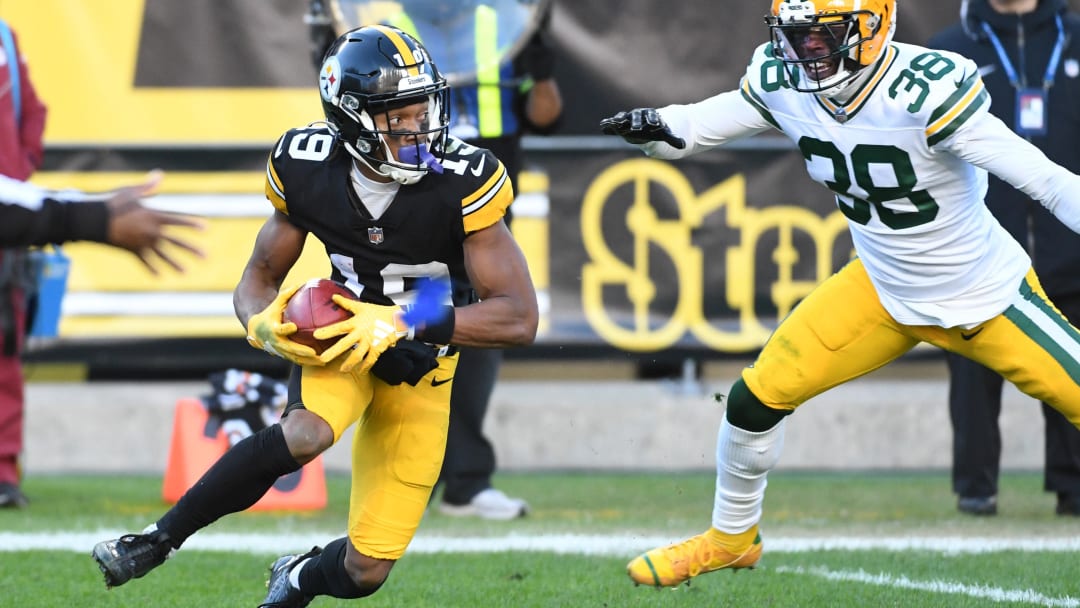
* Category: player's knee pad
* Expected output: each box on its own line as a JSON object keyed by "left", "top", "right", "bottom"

{"left": 723, "top": 378, "right": 790, "bottom": 432}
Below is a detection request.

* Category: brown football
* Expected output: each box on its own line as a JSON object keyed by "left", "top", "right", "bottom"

{"left": 282, "top": 279, "right": 357, "bottom": 354}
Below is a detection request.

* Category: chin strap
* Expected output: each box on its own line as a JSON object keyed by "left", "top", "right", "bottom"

{"left": 384, "top": 166, "right": 425, "bottom": 185}
{"left": 343, "top": 140, "right": 435, "bottom": 185}
{"left": 828, "top": 57, "right": 881, "bottom": 102}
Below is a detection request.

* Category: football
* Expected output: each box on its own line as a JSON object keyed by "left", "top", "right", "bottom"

{"left": 282, "top": 279, "right": 357, "bottom": 354}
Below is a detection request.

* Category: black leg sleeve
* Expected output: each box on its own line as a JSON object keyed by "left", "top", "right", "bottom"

{"left": 156, "top": 424, "right": 300, "bottom": 547}
{"left": 723, "top": 378, "right": 789, "bottom": 432}
{"left": 297, "top": 537, "right": 380, "bottom": 599}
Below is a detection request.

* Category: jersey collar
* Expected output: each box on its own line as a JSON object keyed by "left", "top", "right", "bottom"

{"left": 813, "top": 45, "right": 899, "bottom": 124}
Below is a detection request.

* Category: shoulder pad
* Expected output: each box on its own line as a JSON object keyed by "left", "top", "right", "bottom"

{"left": 437, "top": 137, "right": 514, "bottom": 233}
{"left": 265, "top": 126, "right": 337, "bottom": 214}
{"left": 908, "top": 50, "right": 989, "bottom": 146}
{"left": 739, "top": 43, "right": 787, "bottom": 130}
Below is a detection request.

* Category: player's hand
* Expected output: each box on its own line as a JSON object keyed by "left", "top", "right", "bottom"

{"left": 246, "top": 283, "right": 325, "bottom": 367}
{"left": 599, "top": 108, "right": 686, "bottom": 149}
{"left": 314, "top": 298, "right": 409, "bottom": 373}
{"left": 105, "top": 170, "right": 205, "bottom": 274}
{"left": 305, "top": 0, "right": 337, "bottom": 71}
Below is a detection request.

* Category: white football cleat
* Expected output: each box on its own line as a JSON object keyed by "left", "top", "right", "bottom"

{"left": 438, "top": 488, "right": 529, "bottom": 520}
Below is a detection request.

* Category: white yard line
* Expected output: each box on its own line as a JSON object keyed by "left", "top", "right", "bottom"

{"left": 774, "top": 565, "right": 1080, "bottom": 608}
{"left": 5, "top": 532, "right": 1076, "bottom": 605}
{"left": 2, "top": 531, "right": 1080, "bottom": 555}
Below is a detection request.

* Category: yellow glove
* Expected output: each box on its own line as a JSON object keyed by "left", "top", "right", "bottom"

{"left": 246, "top": 283, "right": 325, "bottom": 367}
{"left": 314, "top": 296, "right": 409, "bottom": 373}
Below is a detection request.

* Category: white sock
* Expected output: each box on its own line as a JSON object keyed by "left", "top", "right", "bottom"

{"left": 711, "top": 417, "right": 785, "bottom": 533}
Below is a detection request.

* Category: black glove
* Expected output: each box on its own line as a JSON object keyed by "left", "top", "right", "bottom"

{"left": 518, "top": 30, "right": 555, "bottom": 81}
{"left": 600, "top": 108, "right": 686, "bottom": 149}
{"left": 305, "top": 0, "right": 337, "bottom": 71}
{"left": 370, "top": 340, "right": 439, "bottom": 386}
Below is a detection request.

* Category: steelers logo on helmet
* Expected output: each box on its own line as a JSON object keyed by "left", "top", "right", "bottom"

{"left": 765, "top": 0, "right": 897, "bottom": 93}
{"left": 319, "top": 56, "right": 342, "bottom": 104}
{"left": 317, "top": 25, "right": 450, "bottom": 185}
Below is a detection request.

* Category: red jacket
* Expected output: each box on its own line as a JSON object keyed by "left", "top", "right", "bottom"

{"left": 0, "top": 25, "right": 46, "bottom": 180}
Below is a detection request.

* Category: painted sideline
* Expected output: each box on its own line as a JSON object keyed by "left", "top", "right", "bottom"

{"left": 3, "top": 531, "right": 1080, "bottom": 555}
{"left": 775, "top": 565, "right": 1080, "bottom": 608}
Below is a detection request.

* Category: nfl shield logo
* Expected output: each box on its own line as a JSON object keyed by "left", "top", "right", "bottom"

{"left": 367, "top": 227, "right": 385, "bottom": 244}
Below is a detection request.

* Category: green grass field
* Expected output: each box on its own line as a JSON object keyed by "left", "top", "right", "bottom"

{"left": 1, "top": 471, "right": 1078, "bottom": 607}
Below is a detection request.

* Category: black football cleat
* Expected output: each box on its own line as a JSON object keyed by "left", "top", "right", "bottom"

{"left": 1057, "top": 494, "right": 1080, "bottom": 516}
{"left": 259, "top": 546, "right": 322, "bottom": 608}
{"left": 957, "top": 495, "right": 997, "bottom": 516}
{"left": 0, "top": 482, "right": 29, "bottom": 509}
{"left": 92, "top": 529, "right": 175, "bottom": 588}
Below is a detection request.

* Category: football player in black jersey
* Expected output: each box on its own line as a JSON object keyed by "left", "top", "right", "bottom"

{"left": 92, "top": 25, "right": 537, "bottom": 606}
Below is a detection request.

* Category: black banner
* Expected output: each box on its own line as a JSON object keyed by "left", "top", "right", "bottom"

{"left": 9, "top": 0, "right": 1074, "bottom": 358}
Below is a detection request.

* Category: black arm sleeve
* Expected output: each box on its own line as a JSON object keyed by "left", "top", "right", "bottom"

{"left": 0, "top": 198, "right": 110, "bottom": 247}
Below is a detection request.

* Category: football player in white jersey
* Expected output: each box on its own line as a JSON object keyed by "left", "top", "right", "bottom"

{"left": 602, "top": 0, "right": 1080, "bottom": 588}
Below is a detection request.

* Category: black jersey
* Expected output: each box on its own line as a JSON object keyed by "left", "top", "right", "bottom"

{"left": 264, "top": 128, "right": 513, "bottom": 307}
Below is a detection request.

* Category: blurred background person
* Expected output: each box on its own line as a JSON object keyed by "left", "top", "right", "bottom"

{"left": 0, "top": 170, "right": 202, "bottom": 507}
{"left": 306, "top": 0, "right": 562, "bottom": 519}
{"left": 929, "top": 0, "right": 1080, "bottom": 517}
{"left": 0, "top": 16, "right": 47, "bottom": 509}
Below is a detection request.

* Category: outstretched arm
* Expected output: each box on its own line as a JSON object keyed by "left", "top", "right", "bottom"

{"left": 945, "top": 111, "right": 1080, "bottom": 233}
{"left": 601, "top": 89, "right": 772, "bottom": 160}
{"left": 0, "top": 172, "right": 203, "bottom": 272}
{"left": 518, "top": 28, "right": 563, "bottom": 133}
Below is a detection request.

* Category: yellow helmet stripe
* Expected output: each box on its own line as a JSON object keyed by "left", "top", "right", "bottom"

{"left": 370, "top": 25, "right": 420, "bottom": 77}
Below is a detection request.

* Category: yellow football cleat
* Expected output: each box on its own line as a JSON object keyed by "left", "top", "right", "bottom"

{"left": 627, "top": 526, "right": 762, "bottom": 587}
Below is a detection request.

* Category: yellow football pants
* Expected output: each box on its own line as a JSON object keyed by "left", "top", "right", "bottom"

{"left": 298, "top": 353, "right": 458, "bottom": 559}
{"left": 743, "top": 259, "right": 1080, "bottom": 429}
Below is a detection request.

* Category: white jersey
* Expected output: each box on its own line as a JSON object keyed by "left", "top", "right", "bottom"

{"left": 643, "top": 42, "right": 1080, "bottom": 329}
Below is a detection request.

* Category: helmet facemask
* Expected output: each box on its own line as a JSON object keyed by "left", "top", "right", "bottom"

{"left": 341, "top": 89, "right": 449, "bottom": 185}
{"left": 766, "top": 0, "right": 894, "bottom": 94}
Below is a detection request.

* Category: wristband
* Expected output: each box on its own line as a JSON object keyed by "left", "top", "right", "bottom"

{"left": 414, "top": 305, "right": 455, "bottom": 345}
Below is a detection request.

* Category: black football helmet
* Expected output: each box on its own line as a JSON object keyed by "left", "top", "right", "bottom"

{"left": 319, "top": 25, "right": 450, "bottom": 184}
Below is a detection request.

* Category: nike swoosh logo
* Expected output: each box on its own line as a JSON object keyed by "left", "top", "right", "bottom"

{"left": 953, "top": 68, "right": 975, "bottom": 88}
{"left": 469, "top": 155, "right": 486, "bottom": 177}
{"left": 960, "top": 328, "right": 984, "bottom": 341}
{"left": 431, "top": 376, "right": 453, "bottom": 387}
